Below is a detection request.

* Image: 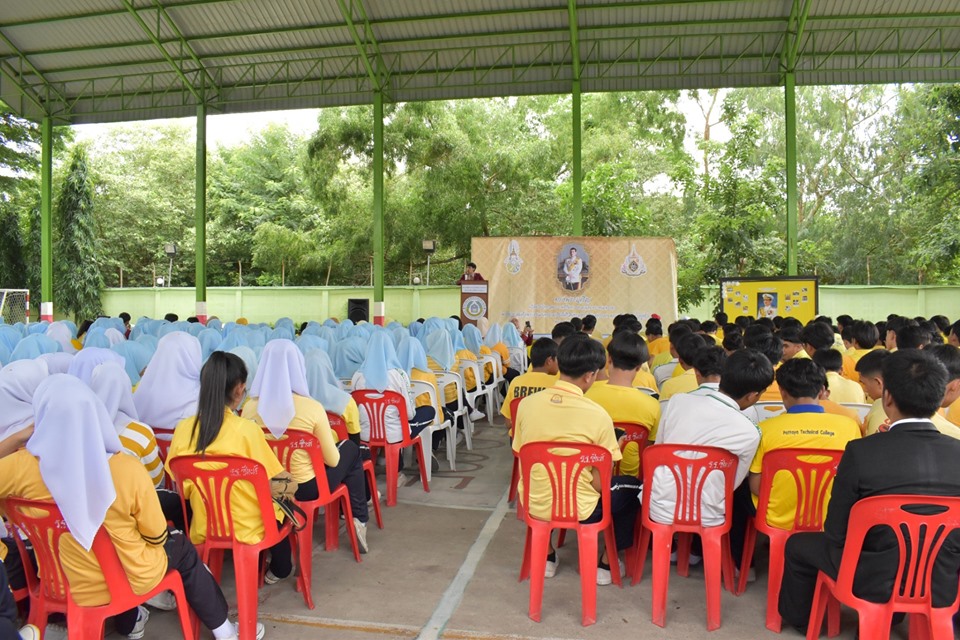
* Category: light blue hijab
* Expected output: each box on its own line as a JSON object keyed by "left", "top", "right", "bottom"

{"left": 323, "top": 319, "right": 339, "bottom": 328}
{"left": 27, "top": 321, "right": 49, "bottom": 335}
{"left": 502, "top": 322, "right": 524, "bottom": 348}
{"left": 0, "top": 325, "right": 24, "bottom": 352}
{"left": 296, "top": 335, "right": 328, "bottom": 355}
{"left": 304, "top": 349, "right": 350, "bottom": 415}
{"left": 462, "top": 324, "right": 484, "bottom": 356}
{"left": 336, "top": 319, "right": 355, "bottom": 341}
{"left": 229, "top": 346, "right": 259, "bottom": 387}
{"left": 197, "top": 328, "right": 222, "bottom": 363}
{"left": 300, "top": 322, "right": 322, "bottom": 337}
{"left": 332, "top": 336, "right": 366, "bottom": 379}
{"left": 357, "top": 332, "right": 403, "bottom": 392}
{"left": 111, "top": 341, "right": 154, "bottom": 385}
{"left": 425, "top": 330, "right": 455, "bottom": 371}
{"left": 484, "top": 322, "right": 504, "bottom": 348}
{"left": 448, "top": 327, "right": 468, "bottom": 353}
{"left": 268, "top": 326, "right": 295, "bottom": 342}
{"left": 408, "top": 321, "right": 423, "bottom": 338}
{"left": 135, "top": 334, "right": 159, "bottom": 352}
{"left": 0, "top": 343, "right": 11, "bottom": 366}
{"left": 216, "top": 328, "right": 250, "bottom": 353}
{"left": 206, "top": 318, "right": 223, "bottom": 333}
{"left": 418, "top": 317, "right": 446, "bottom": 349}
{"left": 397, "top": 337, "right": 430, "bottom": 375}
{"left": 11, "top": 334, "right": 61, "bottom": 361}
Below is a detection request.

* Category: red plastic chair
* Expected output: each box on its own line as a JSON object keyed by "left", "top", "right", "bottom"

{"left": 326, "top": 411, "right": 384, "bottom": 529}
{"left": 629, "top": 444, "right": 738, "bottom": 631}
{"left": 613, "top": 421, "right": 650, "bottom": 478}
{"left": 738, "top": 448, "right": 844, "bottom": 631}
{"left": 352, "top": 389, "right": 429, "bottom": 507}
{"left": 266, "top": 431, "right": 362, "bottom": 572}
{"left": 517, "top": 441, "right": 619, "bottom": 626}
{"left": 3, "top": 520, "right": 29, "bottom": 615}
{"left": 807, "top": 495, "right": 960, "bottom": 640}
{"left": 167, "top": 455, "right": 302, "bottom": 640}
{"left": 3, "top": 497, "right": 195, "bottom": 640}
{"left": 154, "top": 435, "right": 176, "bottom": 490}
{"left": 507, "top": 397, "right": 524, "bottom": 505}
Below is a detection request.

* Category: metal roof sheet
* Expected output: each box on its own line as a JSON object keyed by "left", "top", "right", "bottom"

{"left": 0, "top": 0, "right": 957, "bottom": 124}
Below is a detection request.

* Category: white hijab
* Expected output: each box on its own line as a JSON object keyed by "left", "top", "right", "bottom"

{"left": 89, "top": 362, "right": 140, "bottom": 435}
{"left": 28, "top": 375, "right": 121, "bottom": 551}
{"left": 249, "top": 339, "right": 310, "bottom": 438}
{"left": 133, "top": 332, "right": 202, "bottom": 430}
{"left": 45, "top": 321, "right": 78, "bottom": 354}
{"left": 0, "top": 359, "right": 48, "bottom": 443}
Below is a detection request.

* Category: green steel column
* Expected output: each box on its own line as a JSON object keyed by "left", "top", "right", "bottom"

{"left": 572, "top": 79, "right": 583, "bottom": 236}
{"left": 373, "top": 92, "right": 385, "bottom": 325}
{"left": 195, "top": 104, "right": 208, "bottom": 321}
{"left": 784, "top": 72, "right": 798, "bottom": 276}
{"left": 40, "top": 116, "right": 53, "bottom": 321}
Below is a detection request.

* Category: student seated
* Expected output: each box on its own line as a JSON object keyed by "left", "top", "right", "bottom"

{"left": 166, "top": 352, "right": 293, "bottom": 591}
{"left": 749, "top": 359, "right": 861, "bottom": 529}
{"left": 500, "top": 338, "right": 559, "bottom": 435}
{"left": 244, "top": 340, "right": 370, "bottom": 554}
{"left": 512, "top": 335, "right": 642, "bottom": 583}
{"left": 586, "top": 332, "right": 660, "bottom": 477}
{"left": 811, "top": 349, "right": 865, "bottom": 404}
{"left": 0, "top": 375, "right": 255, "bottom": 640}
{"left": 659, "top": 333, "right": 707, "bottom": 400}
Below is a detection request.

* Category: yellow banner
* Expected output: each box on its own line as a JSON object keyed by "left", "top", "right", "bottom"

{"left": 720, "top": 277, "right": 819, "bottom": 323}
{"left": 471, "top": 237, "right": 678, "bottom": 336}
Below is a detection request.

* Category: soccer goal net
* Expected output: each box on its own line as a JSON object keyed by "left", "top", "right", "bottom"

{"left": 0, "top": 290, "right": 29, "bottom": 325}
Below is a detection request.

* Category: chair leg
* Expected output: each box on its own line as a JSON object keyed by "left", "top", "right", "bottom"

{"left": 676, "top": 532, "right": 693, "bottom": 577}
{"left": 295, "top": 511, "right": 317, "bottom": 609}
{"left": 519, "top": 526, "right": 532, "bottom": 582}
{"left": 508, "top": 456, "right": 520, "bottom": 503}
{"left": 169, "top": 575, "right": 199, "bottom": 638}
{"left": 702, "top": 534, "right": 724, "bottom": 631}
{"left": 721, "top": 533, "right": 736, "bottom": 595}
{"left": 340, "top": 494, "right": 361, "bottom": 563}
{"left": 526, "top": 526, "right": 551, "bottom": 623}
{"left": 737, "top": 517, "right": 756, "bottom": 596}
{"left": 324, "top": 495, "right": 342, "bottom": 551}
{"left": 233, "top": 547, "right": 260, "bottom": 640}
{"left": 650, "top": 529, "right": 673, "bottom": 628}
{"left": 445, "top": 423, "right": 457, "bottom": 472}
{"left": 413, "top": 440, "right": 430, "bottom": 492}
{"left": 420, "top": 431, "right": 434, "bottom": 484}
{"left": 765, "top": 536, "right": 787, "bottom": 632}
{"left": 806, "top": 575, "right": 830, "bottom": 640}
{"left": 629, "top": 523, "right": 651, "bottom": 586}
{"left": 362, "top": 460, "right": 384, "bottom": 528}
{"left": 578, "top": 529, "right": 599, "bottom": 626}
{"left": 66, "top": 606, "right": 105, "bottom": 640}
{"left": 384, "top": 444, "right": 400, "bottom": 507}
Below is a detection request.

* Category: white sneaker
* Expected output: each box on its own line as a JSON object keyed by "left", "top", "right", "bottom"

{"left": 220, "top": 621, "right": 266, "bottom": 640}
{"left": 469, "top": 409, "right": 485, "bottom": 422}
{"left": 596, "top": 559, "right": 626, "bottom": 586}
{"left": 353, "top": 517, "right": 369, "bottom": 554}
{"left": 145, "top": 589, "right": 177, "bottom": 611}
{"left": 263, "top": 570, "right": 289, "bottom": 585}
{"left": 18, "top": 624, "right": 40, "bottom": 640}
{"left": 545, "top": 552, "right": 559, "bottom": 578}
{"left": 127, "top": 605, "right": 149, "bottom": 640}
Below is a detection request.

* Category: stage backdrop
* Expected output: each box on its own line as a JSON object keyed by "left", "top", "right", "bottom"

{"left": 472, "top": 237, "right": 678, "bottom": 336}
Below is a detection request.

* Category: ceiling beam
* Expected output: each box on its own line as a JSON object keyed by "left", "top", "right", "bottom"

{"left": 335, "top": 0, "right": 389, "bottom": 93}
{"left": 782, "top": 0, "right": 814, "bottom": 72}
{"left": 568, "top": 0, "right": 581, "bottom": 81}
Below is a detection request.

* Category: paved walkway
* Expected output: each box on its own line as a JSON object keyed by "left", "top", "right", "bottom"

{"left": 145, "top": 419, "right": 881, "bottom": 640}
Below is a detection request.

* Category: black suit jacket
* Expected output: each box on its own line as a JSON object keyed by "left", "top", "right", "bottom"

{"left": 823, "top": 419, "right": 960, "bottom": 606}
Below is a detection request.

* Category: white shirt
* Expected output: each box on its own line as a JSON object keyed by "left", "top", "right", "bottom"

{"left": 352, "top": 369, "right": 416, "bottom": 444}
{"left": 649, "top": 390, "right": 760, "bottom": 527}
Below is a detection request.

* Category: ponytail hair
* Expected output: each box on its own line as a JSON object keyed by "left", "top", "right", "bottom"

{"left": 192, "top": 351, "right": 248, "bottom": 454}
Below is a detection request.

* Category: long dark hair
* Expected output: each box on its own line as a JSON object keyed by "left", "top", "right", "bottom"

{"left": 192, "top": 351, "right": 247, "bottom": 454}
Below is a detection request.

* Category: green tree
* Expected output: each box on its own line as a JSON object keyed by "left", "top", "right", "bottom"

{"left": 55, "top": 146, "right": 103, "bottom": 321}
{"left": 0, "top": 203, "right": 26, "bottom": 288}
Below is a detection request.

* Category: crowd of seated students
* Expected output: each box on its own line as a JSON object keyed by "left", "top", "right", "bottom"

{"left": 0, "top": 312, "right": 527, "bottom": 639}
{"left": 2, "top": 309, "right": 960, "bottom": 637}
{"left": 507, "top": 310, "right": 960, "bottom": 633}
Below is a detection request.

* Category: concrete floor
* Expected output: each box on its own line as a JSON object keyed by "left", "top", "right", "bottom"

{"left": 142, "top": 419, "right": 892, "bottom": 640}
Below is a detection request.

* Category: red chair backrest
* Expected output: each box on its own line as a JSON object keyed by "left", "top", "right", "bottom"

{"left": 835, "top": 495, "right": 960, "bottom": 607}
{"left": 167, "top": 455, "right": 280, "bottom": 544}
{"left": 326, "top": 412, "right": 349, "bottom": 441}
{"left": 351, "top": 389, "right": 410, "bottom": 445}
{"left": 756, "top": 447, "right": 844, "bottom": 533}
{"left": 265, "top": 431, "right": 336, "bottom": 502}
{"left": 3, "top": 497, "right": 71, "bottom": 605}
{"left": 614, "top": 421, "right": 650, "bottom": 475}
{"left": 518, "top": 441, "right": 613, "bottom": 525}
{"left": 509, "top": 396, "right": 524, "bottom": 437}
{"left": 641, "top": 444, "right": 737, "bottom": 528}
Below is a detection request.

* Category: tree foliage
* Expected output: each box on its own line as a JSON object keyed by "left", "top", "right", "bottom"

{"left": 55, "top": 146, "right": 103, "bottom": 320}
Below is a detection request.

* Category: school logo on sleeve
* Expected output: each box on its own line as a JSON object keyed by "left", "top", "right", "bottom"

{"left": 620, "top": 244, "right": 647, "bottom": 277}
{"left": 504, "top": 239, "right": 524, "bottom": 275}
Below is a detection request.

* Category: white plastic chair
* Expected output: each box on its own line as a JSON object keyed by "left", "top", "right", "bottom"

{"left": 410, "top": 379, "right": 456, "bottom": 478}
{"left": 479, "top": 353, "right": 504, "bottom": 424}
{"left": 742, "top": 401, "right": 787, "bottom": 425}
{"left": 508, "top": 346, "right": 527, "bottom": 372}
{"left": 840, "top": 402, "right": 872, "bottom": 422}
{"left": 435, "top": 370, "right": 473, "bottom": 450}
{"left": 459, "top": 359, "right": 487, "bottom": 422}
{"left": 653, "top": 360, "right": 678, "bottom": 389}
{"left": 636, "top": 386, "right": 658, "bottom": 396}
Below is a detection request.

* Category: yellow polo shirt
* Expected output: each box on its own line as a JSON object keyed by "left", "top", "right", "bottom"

{"left": 750, "top": 406, "right": 860, "bottom": 529}
{"left": 244, "top": 394, "right": 340, "bottom": 484}
{"left": 512, "top": 381, "right": 621, "bottom": 521}
{"left": 427, "top": 355, "right": 462, "bottom": 404}
{"left": 825, "top": 371, "right": 866, "bottom": 404}
{"left": 167, "top": 409, "right": 284, "bottom": 545}
{"left": 585, "top": 380, "right": 660, "bottom": 476}
{"left": 659, "top": 368, "right": 698, "bottom": 400}
{"left": 632, "top": 368, "right": 658, "bottom": 390}
{"left": 647, "top": 337, "right": 670, "bottom": 357}
{"left": 500, "top": 371, "right": 559, "bottom": 425}
{"left": 0, "top": 450, "right": 168, "bottom": 607}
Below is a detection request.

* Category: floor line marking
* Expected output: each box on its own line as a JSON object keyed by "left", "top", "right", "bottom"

{"left": 417, "top": 488, "right": 511, "bottom": 640}
{"left": 258, "top": 612, "right": 420, "bottom": 636}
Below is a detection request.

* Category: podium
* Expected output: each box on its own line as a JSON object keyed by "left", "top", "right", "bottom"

{"left": 460, "top": 281, "right": 489, "bottom": 327}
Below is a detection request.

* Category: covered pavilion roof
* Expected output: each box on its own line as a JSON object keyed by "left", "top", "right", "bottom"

{"left": 2, "top": 0, "right": 959, "bottom": 125}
